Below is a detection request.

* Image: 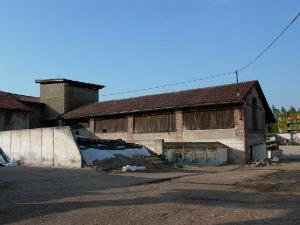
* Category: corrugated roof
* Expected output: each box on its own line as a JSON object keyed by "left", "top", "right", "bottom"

{"left": 63, "top": 80, "right": 273, "bottom": 120}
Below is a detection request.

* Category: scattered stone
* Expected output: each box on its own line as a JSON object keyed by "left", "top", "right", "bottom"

{"left": 245, "top": 159, "right": 279, "bottom": 167}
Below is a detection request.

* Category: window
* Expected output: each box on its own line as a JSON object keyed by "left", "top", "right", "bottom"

{"left": 134, "top": 113, "right": 176, "bottom": 133}
{"left": 95, "top": 117, "right": 127, "bottom": 133}
{"left": 183, "top": 109, "right": 234, "bottom": 130}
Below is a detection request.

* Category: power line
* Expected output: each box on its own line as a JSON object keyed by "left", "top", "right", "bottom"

{"left": 103, "top": 12, "right": 300, "bottom": 97}
{"left": 238, "top": 12, "right": 300, "bottom": 72}
{"left": 102, "top": 71, "right": 235, "bottom": 97}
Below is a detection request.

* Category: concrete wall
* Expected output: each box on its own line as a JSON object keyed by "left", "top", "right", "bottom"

{"left": 64, "top": 85, "right": 99, "bottom": 113}
{"left": 40, "top": 83, "right": 99, "bottom": 121}
{"left": 278, "top": 133, "right": 300, "bottom": 143}
{"left": 134, "top": 139, "right": 164, "bottom": 155}
{"left": 252, "top": 143, "right": 267, "bottom": 160}
{"left": 40, "top": 83, "right": 65, "bottom": 120}
{"left": 280, "top": 145, "right": 300, "bottom": 160}
{"left": 0, "top": 126, "right": 82, "bottom": 168}
{"left": 218, "top": 147, "right": 228, "bottom": 165}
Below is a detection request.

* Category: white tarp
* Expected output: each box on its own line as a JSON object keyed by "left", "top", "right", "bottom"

{"left": 0, "top": 154, "right": 6, "bottom": 165}
{"left": 80, "top": 147, "right": 151, "bottom": 166}
{"left": 121, "top": 165, "right": 146, "bottom": 172}
{"left": 0, "top": 152, "right": 16, "bottom": 167}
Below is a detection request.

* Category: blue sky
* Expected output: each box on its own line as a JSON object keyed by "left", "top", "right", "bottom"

{"left": 0, "top": 0, "right": 299, "bottom": 109}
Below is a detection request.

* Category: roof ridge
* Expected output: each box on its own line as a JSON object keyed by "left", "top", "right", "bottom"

{"left": 0, "top": 90, "right": 39, "bottom": 99}
{"left": 62, "top": 80, "right": 260, "bottom": 119}
{"left": 100, "top": 80, "right": 258, "bottom": 104}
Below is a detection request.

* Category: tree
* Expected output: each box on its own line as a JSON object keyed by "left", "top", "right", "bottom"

{"left": 281, "top": 107, "right": 287, "bottom": 115}
{"left": 289, "top": 106, "right": 297, "bottom": 114}
{"left": 272, "top": 105, "right": 281, "bottom": 118}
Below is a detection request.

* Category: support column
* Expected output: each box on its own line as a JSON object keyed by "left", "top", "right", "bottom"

{"left": 89, "top": 117, "right": 95, "bottom": 133}
{"left": 127, "top": 116, "right": 133, "bottom": 142}
{"left": 234, "top": 107, "right": 251, "bottom": 162}
{"left": 234, "top": 108, "right": 246, "bottom": 137}
{"left": 175, "top": 110, "right": 183, "bottom": 139}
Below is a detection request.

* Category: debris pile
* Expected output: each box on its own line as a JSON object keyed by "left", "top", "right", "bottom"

{"left": 76, "top": 136, "right": 168, "bottom": 172}
{"left": 0, "top": 148, "right": 16, "bottom": 167}
{"left": 245, "top": 159, "right": 279, "bottom": 167}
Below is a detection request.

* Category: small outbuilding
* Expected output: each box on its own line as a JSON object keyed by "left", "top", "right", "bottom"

{"left": 164, "top": 142, "right": 228, "bottom": 165}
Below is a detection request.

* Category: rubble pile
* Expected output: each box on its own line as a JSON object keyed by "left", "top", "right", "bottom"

{"left": 76, "top": 136, "right": 169, "bottom": 172}
{"left": 77, "top": 136, "right": 146, "bottom": 150}
{"left": 245, "top": 159, "right": 278, "bottom": 168}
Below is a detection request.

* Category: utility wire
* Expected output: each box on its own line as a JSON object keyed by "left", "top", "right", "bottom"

{"left": 103, "top": 12, "right": 300, "bottom": 97}
{"left": 238, "top": 12, "right": 300, "bottom": 72}
{"left": 102, "top": 71, "right": 235, "bottom": 97}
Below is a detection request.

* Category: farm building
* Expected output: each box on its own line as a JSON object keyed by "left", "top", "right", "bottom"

{"left": 0, "top": 91, "right": 44, "bottom": 131}
{"left": 0, "top": 78, "right": 275, "bottom": 164}
{"left": 62, "top": 80, "right": 275, "bottom": 163}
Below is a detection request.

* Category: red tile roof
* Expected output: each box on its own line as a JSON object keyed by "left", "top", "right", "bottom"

{"left": 62, "top": 80, "right": 274, "bottom": 122}
{"left": 11, "top": 93, "right": 42, "bottom": 104}
{"left": 0, "top": 91, "right": 31, "bottom": 111}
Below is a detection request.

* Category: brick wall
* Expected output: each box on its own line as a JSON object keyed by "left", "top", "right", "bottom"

{"left": 175, "top": 110, "right": 183, "bottom": 139}
{"left": 127, "top": 116, "right": 134, "bottom": 141}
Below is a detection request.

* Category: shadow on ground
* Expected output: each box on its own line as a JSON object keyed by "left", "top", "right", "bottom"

{"left": 0, "top": 166, "right": 299, "bottom": 225}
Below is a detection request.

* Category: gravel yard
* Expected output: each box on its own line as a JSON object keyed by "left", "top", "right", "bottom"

{"left": 0, "top": 162, "right": 299, "bottom": 225}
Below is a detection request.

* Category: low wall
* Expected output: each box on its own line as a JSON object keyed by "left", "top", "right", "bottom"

{"left": 280, "top": 145, "right": 300, "bottom": 160}
{"left": 0, "top": 126, "right": 82, "bottom": 168}
{"left": 278, "top": 133, "right": 300, "bottom": 144}
{"left": 134, "top": 139, "right": 164, "bottom": 155}
{"left": 75, "top": 127, "right": 246, "bottom": 163}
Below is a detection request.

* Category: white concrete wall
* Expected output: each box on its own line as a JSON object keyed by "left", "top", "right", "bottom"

{"left": 134, "top": 139, "right": 164, "bottom": 155}
{"left": 280, "top": 145, "right": 300, "bottom": 160}
{"left": 278, "top": 133, "right": 300, "bottom": 143}
{"left": 0, "top": 126, "right": 82, "bottom": 168}
{"left": 218, "top": 148, "right": 228, "bottom": 164}
{"left": 252, "top": 143, "right": 267, "bottom": 160}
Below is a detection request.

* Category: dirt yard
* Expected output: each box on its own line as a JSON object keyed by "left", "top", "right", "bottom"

{"left": 0, "top": 162, "right": 299, "bottom": 225}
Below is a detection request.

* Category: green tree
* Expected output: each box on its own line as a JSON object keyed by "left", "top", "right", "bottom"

{"left": 281, "top": 107, "right": 287, "bottom": 115}
{"left": 272, "top": 105, "right": 281, "bottom": 118}
{"left": 289, "top": 106, "right": 297, "bottom": 114}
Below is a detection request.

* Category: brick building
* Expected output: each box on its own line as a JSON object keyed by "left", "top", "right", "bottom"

{"left": 62, "top": 80, "right": 275, "bottom": 163}
{"left": 0, "top": 91, "right": 44, "bottom": 131}
{"left": 0, "top": 79, "right": 274, "bottom": 163}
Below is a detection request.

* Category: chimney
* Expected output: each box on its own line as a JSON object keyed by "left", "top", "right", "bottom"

{"left": 35, "top": 78, "right": 105, "bottom": 122}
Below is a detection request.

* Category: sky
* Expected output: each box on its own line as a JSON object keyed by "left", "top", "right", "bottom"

{"left": 0, "top": 0, "right": 299, "bottom": 109}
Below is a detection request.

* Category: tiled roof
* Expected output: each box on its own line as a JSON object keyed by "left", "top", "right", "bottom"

{"left": 0, "top": 91, "right": 31, "bottom": 111}
{"left": 11, "top": 93, "right": 42, "bottom": 104}
{"left": 62, "top": 80, "right": 271, "bottom": 120}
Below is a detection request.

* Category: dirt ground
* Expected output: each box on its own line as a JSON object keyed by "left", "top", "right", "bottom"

{"left": 0, "top": 162, "right": 299, "bottom": 225}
